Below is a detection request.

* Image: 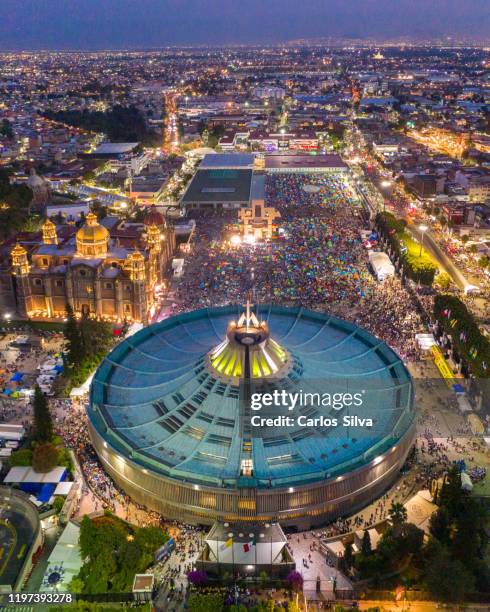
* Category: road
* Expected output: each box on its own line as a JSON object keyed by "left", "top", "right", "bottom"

{"left": 408, "top": 225, "right": 473, "bottom": 292}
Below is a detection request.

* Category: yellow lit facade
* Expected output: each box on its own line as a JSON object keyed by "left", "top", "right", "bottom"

{"left": 1, "top": 211, "right": 175, "bottom": 323}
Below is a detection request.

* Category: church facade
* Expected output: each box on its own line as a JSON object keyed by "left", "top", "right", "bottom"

{"left": 1, "top": 209, "right": 175, "bottom": 324}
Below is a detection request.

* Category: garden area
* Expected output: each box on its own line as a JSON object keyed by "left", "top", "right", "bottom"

{"left": 375, "top": 212, "right": 438, "bottom": 285}
{"left": 69, "top": 513, "right": 169, "bottom": 595}
{"left": 346, "top": 469, "right": 489, "bottom": 603}
{"left": 55, "top": 305, "right": 117, "bottom": 394}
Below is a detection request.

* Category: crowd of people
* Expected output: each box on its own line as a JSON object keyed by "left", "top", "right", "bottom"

{"left": 55, "top": 406, "right": 164, "bottom": 527}
{"left": 175, "top": 173, "right": 427, "bottom": 364}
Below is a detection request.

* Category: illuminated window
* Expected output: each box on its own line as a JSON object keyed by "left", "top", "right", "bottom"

{"left": 241, "top": 458, "right": 253, "bottom": 476}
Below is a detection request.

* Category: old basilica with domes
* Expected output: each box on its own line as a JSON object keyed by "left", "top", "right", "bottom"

{"left": 0, "top": 207, "right": 175, "bottom": 323}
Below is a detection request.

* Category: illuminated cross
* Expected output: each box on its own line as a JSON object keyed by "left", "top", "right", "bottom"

{"left": 245, "top": 296, "right": 253, "bottom": 330}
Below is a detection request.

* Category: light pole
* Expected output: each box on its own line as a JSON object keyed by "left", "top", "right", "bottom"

{"left": 380, "top": 180, "right": 391, "bottom": 213}
{"left": 418, "top": 224, "right": 428, "bottom": 257}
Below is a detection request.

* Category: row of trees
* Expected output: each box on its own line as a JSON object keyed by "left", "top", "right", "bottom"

{"left": 375, "top": 212, "right": 438, "bottom": 285}
{"left": 43, "top": 105, "right": 159, "bottom": 145}
{"left": 350, "top": 472, "right": 488, "bottom": 602}
{"left": 425, "top": 466, "right": 489, "bottom": 601}
{"left": 346, "top": 501, "right": 424, "bottom": 582}
{"left": 62, "top": 304, "right": 113, "bottom": 389}
{"left": 71, "top": 514, "right": 168, "bottom": 594}
{"left": 433, "top": 294, "right": 490, "bottom": 377}
{"left": 0, "top": 166, "right": 34, "bottom": 240}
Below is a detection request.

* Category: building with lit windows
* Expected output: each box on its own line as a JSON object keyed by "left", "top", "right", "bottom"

{"left": 0, "top": 209, "right": 174, "bottom": 323}
{"left": 88, "top": 304, "right": 415, "bottom": 528}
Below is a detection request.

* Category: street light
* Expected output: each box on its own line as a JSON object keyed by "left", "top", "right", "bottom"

{"left": 418, "top": 224, "right": 428, "bottom": 257}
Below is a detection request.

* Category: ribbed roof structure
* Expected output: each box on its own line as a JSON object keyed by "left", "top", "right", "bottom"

{"left": 89, "top": 305, "right": 414, "bottom": 488}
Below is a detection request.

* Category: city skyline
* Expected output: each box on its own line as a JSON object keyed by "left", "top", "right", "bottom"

{"left": 0, "top": 0, "right": 489, "bottom": 50}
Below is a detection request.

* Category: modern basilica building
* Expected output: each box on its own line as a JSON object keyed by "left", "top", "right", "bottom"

{"left": 88, "top": 304, "right": 416, "bottom": 528}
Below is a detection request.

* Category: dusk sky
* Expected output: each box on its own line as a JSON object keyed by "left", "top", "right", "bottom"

{"left": 0, "top": 0, "right": 489, "bottom": 49}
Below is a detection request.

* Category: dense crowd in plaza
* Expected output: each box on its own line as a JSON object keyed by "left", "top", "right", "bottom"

{"left": 175, "top": 173, "right": 426, "bottom": 362}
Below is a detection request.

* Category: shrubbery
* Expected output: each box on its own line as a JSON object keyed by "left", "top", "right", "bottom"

{"left": 58, "top": 304, "right": 114, "bottom": 395}
{"left": 434, "top": 294, "right": 490, "bottom": 377}
{"left": 71, "top": 514, "right": 168, "bottom": 594}
{"left": 376, "top": 212, "right": 437, "bottom": 285}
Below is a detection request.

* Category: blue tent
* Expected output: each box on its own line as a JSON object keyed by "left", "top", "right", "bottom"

{"left": 452, "top": 383, "right": 465, "bottom": 394}
{"left": 10, "top": 372, "right": 23, "bottom": 382}
{"left": 37, "top": 483, "right": 56, "bottom": 504}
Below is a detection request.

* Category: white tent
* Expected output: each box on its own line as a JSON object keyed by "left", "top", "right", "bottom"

{"left": 69, "top": 372, "right": 94, "bottom": 398}
{"left": 415, "top": 333, "right": 436, "bottom": 351}
{"left": 368, "top": 251, "right": 395, "bottom": 281}
{"left": 461, "top": 472, "right": 473, "bottom": 492}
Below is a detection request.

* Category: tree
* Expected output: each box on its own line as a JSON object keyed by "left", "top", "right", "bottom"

{"left": 188, "top": 593, "right": 223, "bottom": 612}
{"left": 344, "top": 541, "right": 354, "bottom": 569}
{"left": 9, "top": 448, "right": 33, "bottom": 466}
{"left": 187, "top": 569, "right": 208, "bottom": 586}
{"left": 0, "top": 167, "right": 33, "bottom": 240}
{"left": 478, "top": 255, "right": 489, "bottom": 270}
{"left": 435, "top": 272, "right": 451, "bottom": 290}
{"left": 134, "top": 526, "right": 168, "bottom": 553}
{"left": 388, "top": 501, "right": 407, "bottom": 527}
{"left": 68, "top": 577, "right": 84, "bottom": 595}
{"left": 32, "top": 384, "right": 53, "bottom": 442}
{"left": 429, "top": 507, "right": 451, "bottom": 545}
{"left": 451, "top": 496, "right": 488, "bottom": 569}
{"left": 434, "top": 294, "right": 490, "bottom": 378}
{"left": 286, "top": 570, "right": 304, "bottom": 592}
{"left": 76, "top": 515, "right": 169, "bottom": 594}
{"left": 438, "top": 466, "right": 463, "bottom": 518}
{"left": 32, "top": 442, "right": 59, "bottom": 472}
{"left": 43, "top": 105, "right": 160, "bottom": 145}
{"left": 53, "top": 495, "right": 65, "bottom": 513}
{"left": 79, "top": 312, "right": 113, "bottom": 358}
{"left": 425, "top": 545, "right": 475, "bottom": 602}
{"left": 64, "top": 303, "right": 83, "bottom": 366}
{"left": 0, "top": 119, "right": 14, "bottom": 139}
{"left": 361, "top": 529, "right": 372, "bottom": 556}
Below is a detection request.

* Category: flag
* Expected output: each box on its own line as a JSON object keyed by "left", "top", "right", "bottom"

{"left": 221, "top": 538, "right": 233, "bottom": 550}
{"left": 243, "top": 538, "right": 255, "bottom": 553}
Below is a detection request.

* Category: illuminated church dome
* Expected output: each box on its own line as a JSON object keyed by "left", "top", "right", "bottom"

{"left": 208, "top": 302, "right": 291, "bottom": 383}
{"left": 144, "top": 206, "right": 165, "bottom": 228}
{"left": 76, "top": 212, "right": 109, "bottom": 257}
